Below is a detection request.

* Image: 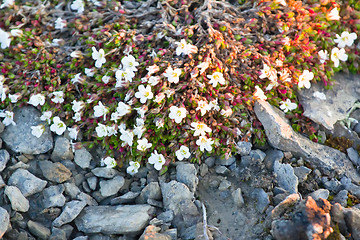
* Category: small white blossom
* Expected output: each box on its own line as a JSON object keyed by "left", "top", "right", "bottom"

{"left": 274, "top": 0, "right": 286, "bottom": 6}
{"left": 154, "top": 93, "right": 165, "bottom": 104}
{"left": 71, "top": 0, "right": 85, "bottom": 13}
{"left": 169, "top": 106, "right": 187, "bottom": 124}
{"left": 318, "top": 50, "right": 329, "bottom": 64}
{"left": 120, "top": 129, "right": 134, "bottom": 147}
{"left": 137, "top": 138, "right": 152, "bottom": 152}
{"left": 31, "top": 125, "right": 45, "bottom": 138}
{"left": 0, "top": 110, "right": 15, "bottom": 126}
{"left": 148, "top": 76, "right": 160, "bottom": 86}
{"left": 40, "top": 111, "right": 52, "bottom": 124}
{"left": 28, "top": 93, "right": 45, "bottom": 107}
{"left": 334, "top": 31, "right": 357, "bottom": 48}
{"left": 279, "top": 99, "right": 297, "bottom": 113}
{"left": 148, "top": 150, "right": 166, "bottom": 170}
{"left": 121, "top": 55, "right": 139, "bottom": 72}
{"left": 133, "top": 125, "right": 145, "bottom": 138}
{"left": 51, "top": 91, "right": 64, "bottom": 104}
{"left": 259, "top": 64, "right": 277, "bottom": 82}
{"left": 72, "top": 100, "right": 85, "bottom": 113}
{"left": 85, "top": 68, "right": 96, "bottom": 77}
{"left": 197, "top": 61, "right": 209, "bottom": 75}
{"left": 196, "top": 100, "right": 211, "bottom": 116}
{"left": 73, "top": 112, "right": 81, "bottom": 122}
{"left": 71, "top": 73, "right": 85, "bottom": 84}
{"left": 0, "top": 28, "right": 11, "bottom": 49}
{"left": 10, "top": 29, "right": 23, "bottom": 37}
{"left": 50, "top": 116, "right": 66, "bottom": 135}
{"left": 146, "top": 65, "right": 159, "bottom": 75}
{"left": 196, "top": 136, "right": 214, "bottom": 152}
{"left": 135, "top": 85, "right": 153, "bottom": 104}
{"left": 175, "top": 39, "right": 198, "bottom": 56}
{"left": 155, "top": 118, "right": 164, "bottom": 128}
{"left": 102, "top": 75, "right": 110, "bottom": 84}
{"left": 101, "top": 156, "right": 117, "bottom": 168}
{"left": 0, "top": 0, "right": 14, "bottom": 9}
{"left": 209, "top": 99, "right": 220, "bottom": 111}
{"left": 326, "top": 8, "right": 340, "bottom": 21}
{"left": 127, "top": 161, "right": 140, "bottom": 175}
{"left": 115, "top": 68, "right": 135, "bottom": 82}
{"left": 94, "top": 101, "right": 109, "bottom": 121}
{"left": 8, "top": 93, "right": 20, "bottom": 103}
{"left": 253, "top": 86, "right": 267, "bottom": 101}
{"left": 175, "top": 145, "right": 191, "bottom": 161}
{"left": 165, "top": 89, "right": 175, "bottom": 98}
{"left": 331, "top": 47, "right": 348, "bottom": 68}
{"left": 107, "top": 125, "right": 117, "bottom": 136}
{"left": 164, "top": 67, "right": 182, "bottom": 84}
{"left": 298, "top": 70, "right": 314, "bottom": 89}
{"left": 207, "top": 72, "right": 226, "bottom": 87}
{"left": 191, "top": 122, "right": 212, "bottom": 136}
{"left": 54, "top": 18, "right": 67, "bottom": 30}
{"left": 220, "top": 106, "right": 233, "bottom": 117}
{"left": 70, "top": 50, "right": 82, "bottom": 58}
{"left": 52, "top": 39, "right": 64, "bottom": 46}
{"left": 92, "top": 47, "right": 106, "bottom": 68}
{"left": 95, "top": 123, "right": 108, "bottom": 137}
{"left": 68, "top": 126, "right": 79, "bottom": 140}
{"left": 116, "top": 101, "right": 131, "bottom": 117}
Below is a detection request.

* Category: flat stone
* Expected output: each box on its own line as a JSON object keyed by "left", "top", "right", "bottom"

{"left": 235, "top": 141, "right": 252, "bottom": 156}
{"left": 309, "top": 189, "right": 329, "bottom": 201}
{"left": 74, "top": 148, "right": 92, "bottom": 169}
{"left": 1, "top": 106, "right": 53, "bottom": 154}
{"left": 39, "top": 160, "right": 72, "bottom": 183}
{"left": 27, "top": 220, "right": 51, "bottom": 240}
{"left": 111, "top": 191, "right": 140, "bottom": 205}
{"left": 254, "top": 100, "right": 360, "bottom": 183}
{"left": 51, "top": 137, "right": 74, "bottom": 162}
{"left": 293, "top": 166, "right": 312, "bottom": 183}
{"left": 215, "top": 165, "right": 230, "bottom": 175}
{"left": 333, "top": 190, "right": 348, "bottom": 207}
{"left": 0, "top": 207, "right": 9, "bottom": 238}
{"left": 49, "top": 227, "right": 67, "bottom": 240}
{"left": 274, "top": 161, "right": 298, "bottom": 194}
{"left": 264, "top": 149, "right": 284, "bottom": 171}
{"left": 347, "top": 147, "right": 360, "bottom": 166}
{"left": 43, "top": 185, "right": 66, "bottom": 208}
{"left": 8, "top": 168, "right": 47, "bottom": 197}
{"left": 63, "top": 182, "right": 81, "bottom": 199}
{"left": 341, "top": 177, "right": 360, "bottom": 199}
{"left": 252, "top": 188, "right": 270, "bottom": 213}
{"left": 205, "top": 157, "right": 215, "bottom": 167}
{"left": 176, "top": 163, "right": 198, "bottom": 192}
{"left": 272, "top": 194, "right": 301, "bottom": 220}
{"left": 99, "top": 175, "right": 125, "bottom": 197}
{"left": 75, "top": 205, "right": 155, "bottom": 235}
{"left": 232, "top": 188, "right": 245, "bottom": 207}
{"left": 136, "top": 182, "right": 162, "bottom": 204}
{"left": 344, "top": 207, "right": 360, "bottom": 240}
{"left": 5, "top": 186, "right": 29, "bottom": 212}
{"left": 86, "top": 176, "right": 97, "bottom": 191}
{"left": 249, "top": 149, "right": 266, "bottom": 162}
{"left": 91, "top": 167, "right": 119, "bottom": 179}
{"left": 322, "top": 178, "right": 341, "bottom": 192}
{"left": 77, "top": 192, "right": 98, "bottom": 206}
{"left": 215, "top": 156, "right": 236, "bottom": 166}
{"left": 218, "top": 179, "right": 231, "bottom": 191}
{"left": 53, "top": 200, "right": 87, "bottom": 227}
{"left": 0, "top": 149, "right": 10, "bottom": 172}
{"left": 157, "top": 210, "right": 174, "bottom": 223}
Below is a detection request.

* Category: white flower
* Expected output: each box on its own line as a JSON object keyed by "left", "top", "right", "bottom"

{"left": 94, "top": 101, "right": 109, "bottom": 120}
{"left": 155, "top": 118, "right": 164, "bottom": 128}
{"left": 279, "top": 69, "right": 292, "bottom": 82}
{"left": 95, "top": 123, "right": 108, "bottom": 137}
{"left": 318, "top": 50, "right": 329, "bottom": 64}
{"left": 298, "top": 70, "right": 314, "bottom": 89}
{"left": 71, "top": 73, "right": 85, "bottom": 84}
{"left": 0, "top": 28, "right": 11, "bottom": 49}
{"left": 165, "top": 89, "right": 175, "bottom": 98}
{"left": 175, "top": 145, "right": 191, "bottom": 161}
{"left": 8, "top": 93, "right": 20, "bottom": 103}
{"left": 55, "top": 18, "right": 67, "bottom": 30}
{"left": 274, "top": 0, "right": 286, "bottom": 6}
{"left": 121, "top": 55, "right": 139, "bottom": 72}
{"left": 52, "top": 39, "right": 64, "bottom": 46}
{"left": 90, "top": 0, "right": 102, "bottom": 6}
{"left": 207, "top": 72, "right": 226, "bottom": 87}
{"left": 253, "top": 86, "right": 267, "bottom": 101}
{"left": 73, "top": 112, "right": 81, "bottom": 122}
{"left": 115, "top": 79, "right": 127, "bottom": 88}
{"left": 334, "top": 31, "right": 357, "bottom": 48}
{"left": 279, "top": 99, "right": 297, "bottom": 113}
{"left": 259, "top": 64, "right": 277, "bottom": 81}
{"left": 68, "top": 126, "right": 79, "bottom": 140}
{"left": 191, "top": 122, "right": 212, "bottom": 136}
{"left": 102, "top": 75, "right": 110, "bottom": 84}
{"left": 331, "top": 47, "right": 348, "bottom": 68}
{"left": 127, "top": 161, "right": 140, "bottom": 175}
{"left": 120, "top": 129, "right": 134, "bottom": 146}
{"left": 115, "top": 68, "right": 135, "bottom": 82}
{"left": 209, "top": 99, "right": 220, "bottom": 111}
{"left": 28, "top": 93, "right": 45, "bottom": 107}
{"left": 71, "top": 0, "right": 85, "bottom": 13}
{"left": 175, "top": 39, "right": 198, "bottom": 56}
{"left": 0, "top": 111, "right": 15, "bottom": 126}
{"left": 196, "top": 100, "right": 211, "bottom": 116}
{"left": 220, "top": 106, "right": 233, "bottom": 117}
{"left": 0, "top": 0, "right": 14, "bottom": 8}
{"left": 136, "top": 118, "right": 145, "bottom": 126}
{"left": 313, "top": 91, "right": 326, "bottom": 100}
{"left": 146, "top": 65, "right": 159, "bottom": 75}
{"left": 282, "top": 36, "right": 291, "bottom": 46}
{"left": 110, "top": 112, "right": 121, "bottom": 122}
{"left": 107, "top": 125, "right": 117, "bottom": 136}
{"left": 133, "top": 125, "right": 145, "bottom": 138}
{"left": 164, "top": 67, "right": 182, "bottom": 84}
{"left": 148, "top": 76, "right": 160, "bottom": 86}
{"left": 85, "top": 68, "right": 96, "bottom": 77}
{"left": 51, "top": 91, "right": 64, "bottom": 104}
{"left": 148, "top": 150, "right": 166, "bottom": 170}
{"left": 116, "top": 101, "right": 131, "bottom": 117}
{"left": 92, "top": 47, "right": 106, "bottom": 68}
{"left": 50, "top": 116, "right": 66, "bottom": 135}
{"left": 169, "top": 106, "right": 187, "bottom": 124}
{"left": 137, "top": 138, "right": 152, "bottom": 152}
{"left": 275, "top": 59, "right": 283, "bottom": 67}
{"left": 196, "top": 136, "right": 214, "bottom": 152}
{"left": 0, "top": 83, "right": 7, "bottom": 102}
{"left": 134, "top": 106, "right": 147, "bottom": 118}
{"left": 10, "top": 29, "right": 23, "bottom": 37}
{"left": 154, "top": 93, "right": 165, "bottom": 104}
{"left": 135, "top": 85, "right": 153, "bottom": 104}
{"left": 326, "top": 8, "right": 340, "bottom": 21}
{"left": 31, "top": 125, "right": 45, "bottom": 138}
{"left": 198, "top": 61, "right": 209, "bottom": 74}
{"left": 72, "top": 100, "right": 85, "bottom": 113}
{"left": 101, "top": 157, "right": 117, "bottom": 168}
{"left": 70, "top": 50, "right": 82, "bottom": 58}
{"left": 40, "top": 111, "right": 52, "bottom": 124}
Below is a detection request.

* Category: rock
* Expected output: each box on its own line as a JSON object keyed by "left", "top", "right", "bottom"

{"left": 0, "top": 106, "right": 53, "bottom": 154}
{"left": 205, "top": 156, "right": 215, "bottom": 167}
{"left": 75, "top": 205, "right": 155, "bottom": 234}
{"left": 354, "top": 122, "right": 360, "bottom": 134}
{"left": 344, "top": 207, "right": 360, "bottom": 240}
{"left": 51, "top": 137, "right": 74, "bottom": 162}
{"left": 235, "top": 141, "right": 252, "bottom": 156}
{"left": 0, "top": 207, "right": 9, "bottom": 238}
{"left": 8, "top": 168, "right": 47, "bottom": 197}
{"left": 43, "top": 185, "right": 66, "bottom": 208}
{"left": 254, "top": 100, "right": 360, "bottom": 183}
{"left": 39, "top": 160, "right": 72, "bottom": 183}
{"left": 157, "top": 210, "right": 174, "bottom": 223}
{"left": 322, "top": 178, "right": 341, "bottom": 192}
{"left": 232, "top": 188, "right": 245, "bottom": 207}
{"left": 218, "top": 179, "right": 231, "bottom": 191}
{"left": 64, "top": 182, "right": 81, "bottom": 199}
{"left": 333, "top": 190, "right": 348, "bottom": 207}
{"left": 293, "top": 166, "right": 312, "bottom": 183}
{"left": 86, "top": 176, "right": 97, "bottom": 191}
{"left": 249, "top": 149, "right": 266, "bottom": 161}
{"left": 91, "top": 167, "right": 119, "bottom": 179}
{"left": 49, "top": 227, "right": 67, "bottom": 240}
{"left": 264, "top": 149, "right": 284, "bottom": 171}
{"left": 74, "top": 148, "right": 92, "bottom": 169}
{"left": 4, "top": 186, "right": 29, "bottom": 212}
{"left": 272, "top": 194, "right": 301, "bottom": 219}
{"left": 0, "top": 149, "right": 10, "bottom": 172}
{"left": 347, "top": 147, "right": 360, "bottom": 166}
{"left": 77, "top": 192, "right": 98, "bottom": 206}
{"left": 176, "top": 163, "right": 198, "bottom": 192}
{"left": 139, "top": 225, "right": 171, "bottom": 240}
{"left": 136, "top": 182, "right": 162, "bottom": 204}
{"left": 216, "top": 156, "right": 236, "bottom": 166}
{"left": 309, "top": 189, "right": 329, "bottom": 201}
{"left": 274, "top": 161, "right": 298, "bottom": 194}
{"left": 199, "top": 164, "right": 208, "bottom": 177}
{"left": 297, "top": 73, "right": 360, "bottom": 130}
{"left": 341, "top": 177, "right": 360, "bottom": 199}
{"left": 27, "top": 220, "right": 51, "bottom": 240}
{"left": 99, "top": 175, "right": 125, "bottom": 197}
{"left": 0, "top": 176, "right": 4, "bottom": 189}
{"left": 110, "top": 191, "right": 140, "bottom": 205}
{"left": 214, "top": 165, "right": 230, "bottom": 175}
{"left": 52, "top": 200, "right": 87, "bottom": 227}
{"left": 252, "top": 188, "right": 270, "bottom": 213}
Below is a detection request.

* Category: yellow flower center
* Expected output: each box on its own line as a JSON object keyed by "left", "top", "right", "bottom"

{"left": 144, "top": 92, "right": 149, "bottom": 97}
{"left": 171, "top": 72, "right": 178, "bottom": 78}
{"left": 176, "top": 110, "right": 182, "bottom": 117}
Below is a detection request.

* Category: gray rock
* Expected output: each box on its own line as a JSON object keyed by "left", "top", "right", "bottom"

{"left": 43, "top": 185, "right": 66, "bottom": 208}
{"left": 0, "top": 207, "right": 9, "bottom": 238}
{"left": 77, "top": 192, "right": 98, "bottom": 206}
{"left": 347, "top": 147, "right": 360, "bottom": 166}
{"left": 272, "top": 194, "right": 301, "bottom": 219}
{"left": 157, "top": 210, "right": 174, "bottom": 223}
{"left": 0, "top": 149, "right": 10, "bottom": 172}
{"left": 75, "top": 205, "right": 155, "bottom": 234}
{"left": 309, "top": 189, "right": 329, "bottom": 201}
{"left": 205, "top": 156, "right": 215, "bottom": 167}
{"left": 74, "top": 148, "right": 92, "bottom": 169}
{"left": 99, "top": 175, "right": 125, "bottom": 197}
{"left": 136, "top": 182, "right": 162, "bottom": 204}
{"left": 39, "top": 160, "right": 72, "bottom": 183}
{"left": 86, "top": 176, "right": 97, "bottom": 191}
{"left": 5, "top": 186, "right": 29, "bottom": 212}
{"left": 140, "top": 225, "right": 172, "bottom": 240}
{"left": 271, "top": 219, "right": 299, "bottom": 240}
{"left": 249, "top": 149, "right": 266, "bottom": 162}
{"left": 27, "top": 220, "right": 51, "bottom": 240}
{"left": 214, "top": 165, "right": 230, "bottom": 175}
{"left": 176, "top": 163, "right": 198, "bottom": 192}
{"left": 0, "top": 176, "right": 4, "bottom": 189}
{"left": 274, "top": 161, "right": 298, "bottom": 194}
{"left": 235, "top": 141, "right": 252, "bottom": 156}
{"left": 73, "top": 237, "right": 88, "bottom": 240}
{"left": 252, "top": 188, "right": 270, "bottom": 213}
{"left": 232, "top": 188, "right": 244, "bottom": 207}
{"left": 199, "top": 164, "right": 208, "bottom": 177}
{"left": 254, "top": 100, "right": 360, "bottom": 183}
{"left": 51, "top": 137, "right": 74, "bottom": 162}
{"left": 216, "top": 156, "right": 236, "bottom": 166}
{"left": 164, "top": 229, "right": 177, "bottom": 240}
{"left": 333, "top": 190, "right": 348, "bottom": 207}
{"left": 344, "top": 207, "right": 360, "bottom": 240}
{"left": 91, "top": 167, "right": 119, "bottom": 179}
{"left": 264, "top": 149, "right": 284, "bottom": 171}
{"left": 322, "top": 178, "right": 341, "bottom": 192}
{"left": 0, "top": 106, "right": 53, "bottom": 154}
{"left": 53, "top": 200, "right": 87, "bottom": 227}
{"left": 293, "top": 166, "right": 312, "bottom": 183}
{"left": 218, "top": 179, "right": 231, "bottom": 191}
{"left": 111, "top": 191, "right": 140, "bottom": 205}
{"left": 49, "top": 227, "right": 67, "bottom": 240}
{"left": 8, "top": 168, "right": 47, "bottom": 197}
{"left": 64, "top": 182, "right": 81, "bottom": 199}
{"left": 354, "top": 122, "right": 360, "bottom": 134}
{"left": 341, "top": 177, "right": 360, "bottom": 199}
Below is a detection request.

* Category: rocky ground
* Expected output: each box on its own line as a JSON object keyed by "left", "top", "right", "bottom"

{"left": 0, "top": 73, "right": 360, "bottom": 240}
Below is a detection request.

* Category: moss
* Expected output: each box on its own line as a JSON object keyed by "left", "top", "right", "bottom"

{"left": 325, "top": 135, "right": 353, "bottom": 153}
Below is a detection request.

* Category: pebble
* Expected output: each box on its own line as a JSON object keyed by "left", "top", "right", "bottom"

{"left": 205, "top": 156, "right": 215, "bottom": 167}
{"left": 249, "top": 149, "right": 266, "bottom": 162}
{"left": 157, "top": 210, "right": 174, "bottom": 223}
{"left": 232, "top": 188, "right": 245, "bottom": 207}
{"left": 218, "top": 179, "right": 231, "bottom": 191}
{"left": 333, "top": 190, "right": 348, "bottom": 207}
{"left": 5, "top": 186, "right": 29, "bottom": 212}
{"left": 274, "top": 161, "right": 298, "bottom": 194}
{"left": 0, "top": 207, "right": 9, "bottom": 238}
{"left": 347, "top": 147, "right": 360, "bottom": 166}
{"left": 99, "top": 175, "right": 125, "bottom": 197}
{"left": 110, "top": 191, "right": 140, "bottom": 205}
{"left": 0, "top": 149, "right": 10, "bottom": 172}
{"left": 39, "top": 160, "right": 72, "bottom": 183}
{"left": 91, "top": 167, "right": 119, "bottom": 179}
{"left": 293, "top": 166, "right": 312, "bottom": 183}
{"left": 264, "top": 149, "right": 284, "bottom": 171}
{"left": 176, "top": 163, "right": 198, "bottom": 192}
{"left": 216, "top": 156, "right": 236, "bottom": 166}
{"left": 51, "top": 137, "right": 74, "bottom": 162}
{"left": 77, "top": 192, "right": 98, "bottom": 206}
{"left": 53, "top": 200, "right": 87, "bottom": 227}
{"left": 235, "top": 141, "right": 252, "bottom": 156}
{"left": 136, "top": 182, "right": 162, "bottom": 204}
{"left": 27, "top": 220, "right": 51, "bottom": 240}
{"left": 215, "top": 165, "right": 230, "bottom": 175}
{"left": 64, "top": 182, "right": 81, "bottom": 199}
{"left": 86, "top": 176, "right": 97, "bottom": 191}
{"left": 8, "top": 168, "right": 47, "bottom": 197}
{"left": 252, "top": 188, "right": 270, "bottom": 213}
{"left": 42, "top": 185, "right": 66, "bottom": 208}
{"left": 322, "top": 178, "right": 341, "bottom": 192}
{"left": 74, "top": 148, "right": 92, "bottom": 169}
{"left": 0, "top": 176, "right": 4, "bottom": 188}
{"left": 49, "top": 227, "right": 67, "bottom": 240}
{"left": 309, "top": 189, "right": 329, "bottom": 201}
{"left": 199, "top": 164, "right": 208, "bottom": 177}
